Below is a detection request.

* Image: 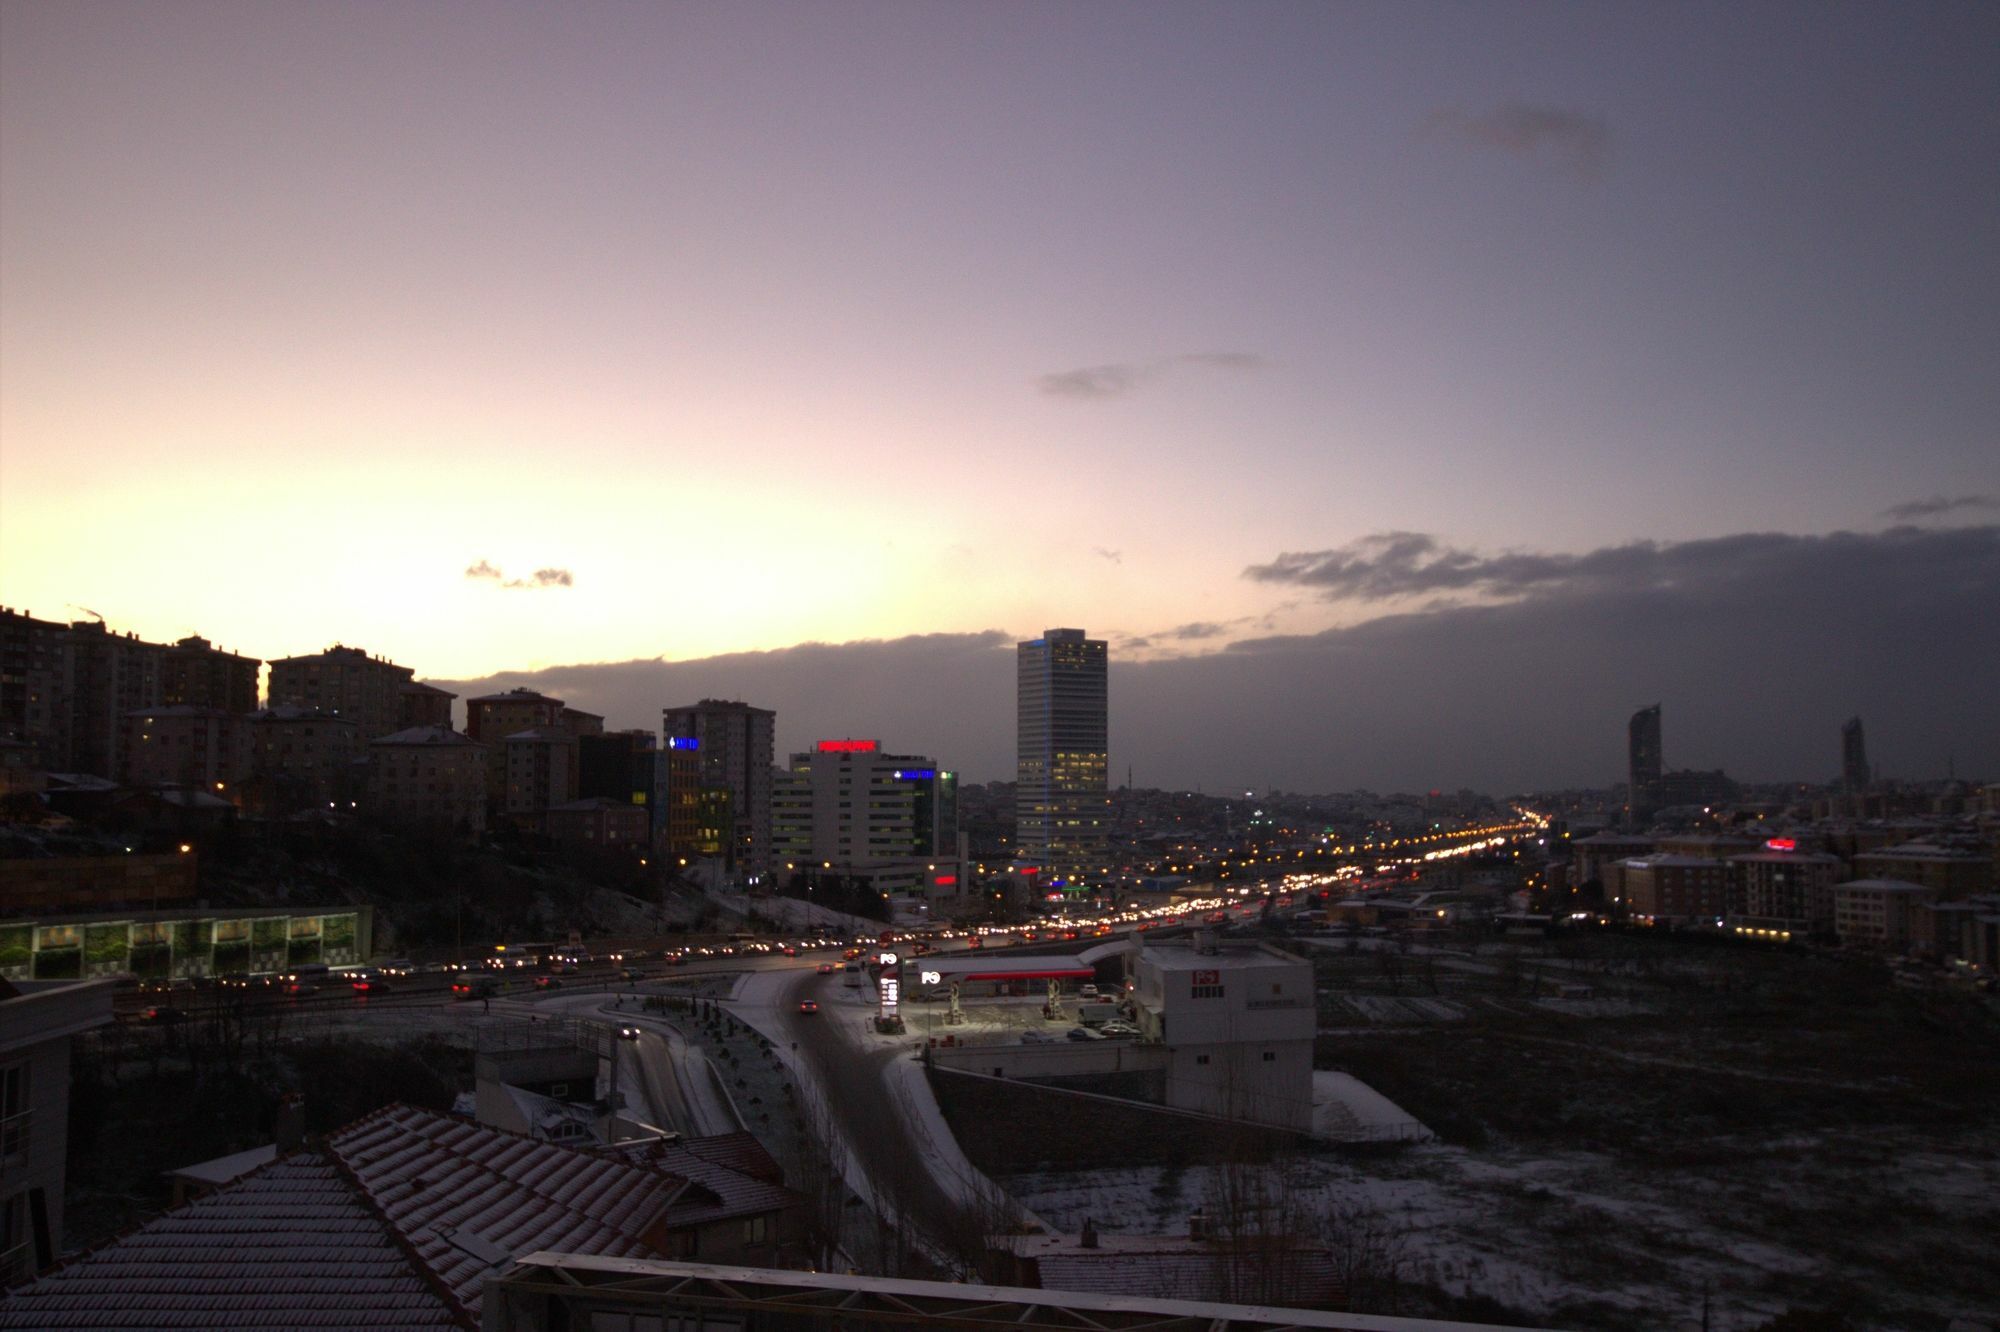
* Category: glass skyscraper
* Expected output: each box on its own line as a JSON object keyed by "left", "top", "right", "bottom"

{"left": 1016, "top": 628, "right": 1108, "bottom": 882}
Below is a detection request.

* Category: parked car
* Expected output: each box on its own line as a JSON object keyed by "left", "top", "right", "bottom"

{"left": 1065, "top": 1026, "right": 1106, "bottom": 1041}
{"left": 1078, "top": 983, "right": 1100, "bottom": 999}
{"left": 1019, "top": 1030, "right": 1053, "bottom": 1044}
{"left": 1098, "top": 1020, "right": 1140, "bottom": 1038}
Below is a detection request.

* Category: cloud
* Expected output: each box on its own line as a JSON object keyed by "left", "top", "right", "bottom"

{"left": 1093, "top": 547, "right": 1123, "bottom": 565}
{"left": 465, "top": 559, "right": 574, "bottom": 589}
{"left": 433, "top": 529, "right": 1998, "bottom": 795}
{"left": 1429, "top": 102, "right": 1610, "bottom": 179}
{"left": 1167, "top": 621, "right": 1228, "bottom": 640}
{"left": 1880, "top": 494, "right": 1997, "bottom": 521}
{"left": 1245, "top": 529, "right": 1776, "bottom": 605}
{"left": 1037, "top": 352, "right": 1264, "bottom": 401}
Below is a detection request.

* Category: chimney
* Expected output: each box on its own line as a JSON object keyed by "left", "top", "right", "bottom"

{"left": 1079, "top": 1217, "right": 1097, "bottom": 1249}
{"left": 274, "top": 1093, "right": 306, "bottom": 1155}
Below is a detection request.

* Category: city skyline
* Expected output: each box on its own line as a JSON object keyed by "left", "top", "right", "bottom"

{"left": 4, "top": 4, "right": 1997, "bottom": 686}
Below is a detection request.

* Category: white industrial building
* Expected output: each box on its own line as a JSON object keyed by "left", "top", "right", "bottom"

{"left": 1129, "top": 937, "right": 1316, "bottom": 1131}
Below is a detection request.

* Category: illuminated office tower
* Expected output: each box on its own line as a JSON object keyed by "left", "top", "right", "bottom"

{"left": 662, "top": 699, "right": 774, "bottom": 879}
{"left": 1841, "top": 716, "right": 1870, "bottom": 796}
{"left": 1016, "top": 628, "right": 1107, "bottom": 883}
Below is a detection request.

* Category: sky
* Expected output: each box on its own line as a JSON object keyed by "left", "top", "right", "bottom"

{"left": 3, "top": 2, "right": 1996, "bottom": 791}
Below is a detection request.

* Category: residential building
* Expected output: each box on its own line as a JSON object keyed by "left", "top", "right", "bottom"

{"left": 366, "top": 725, "right": 486, "bottom": 836}
{"left": 1621, "top": 854, "right": 1728, "bottom": 926}
{"left": 398, "top": 680, "right": 457, "bottom": 730}
{"left": 0, "top": 608, "right": 71, "bottom": 768}
{"left": 1833, "top": 879, "right": 1934, "bottom": 950}
{"left": 545, "top": 796, "right": 652, "bottom": 852}
{"left": 0, "top": 977, "right": 115, "bottom": 1283}
{"left": 1727, "top": 847, "right": 1843, "bottom": 937}
{"left": 578, "top": 730, "right": 665, "bottom": 843}
{"left": 0, "top": 854, "right": 199, "bottom": 918}
{"left": 119, "top": 705, "right": 244, "bottom": 791}
{"left": 1128, "top": 937, "right": 1315, "bottom": 1131}
{"left": 1852, "top": 843, "right": 1991, "bottom": 899}
{"left": 238, "top": 706, "right": 362, "bottom": 815}
{"left": 1627, "top": 703, "right": 1662, "bottom": 827}
{"left": 662, "top": 700, "right": 775, "bottom": 880}
{"left": 266, "top": 645, "right": 414, "bottom": 739}
{"left": 1016, "top": 628, "right": 1108, "bottom": 884}
{"left": 503, "top": 729, "right": 578, "bottom": 827}
{"left": 65, "top": 620, "right": 165, "bottom": 780}
{"left": 1571, "top": 832, "right": 1654, "bottom": 889}
{"left": 159, "top": 635, "right": 260, "bottom": 714}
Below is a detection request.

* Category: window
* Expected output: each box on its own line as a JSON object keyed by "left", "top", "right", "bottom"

{"left": 1262, "top": 1051, "right": 1276, "bottom": 1063}
{"left": 742, "top": 1215, "right": 768, "bottom": 1244}
{"left": 1194, "top": 1054, "right": 1210, "bottom": 1066}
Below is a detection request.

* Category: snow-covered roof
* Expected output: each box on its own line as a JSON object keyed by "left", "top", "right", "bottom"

{"left": 371, "top": 726, "right": 481, "bottom": 748}
{"left": 163, "top": 1142, "right": 279, "bottom": 1187}
{"left": 0, "top": 1154, "right": 464, "bottom": 1330}
{"left": 329, "top": 1104, "right": 687, "bottom": 1315}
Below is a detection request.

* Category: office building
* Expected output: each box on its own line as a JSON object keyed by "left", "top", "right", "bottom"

{"left": 1016, "top": 628, "right": 1108, "bottom": 883}
{"left": 1841, "top": 716, "right": 1870, "bottom": 796}
{"left": 662, "top": 701, "right": 775, "bottom": 879}
{"left": 770, "top": 740, "right": 959, "bottom": 898}
{"left": 1627, "top": 703, "right": 1662, "bottom": 828}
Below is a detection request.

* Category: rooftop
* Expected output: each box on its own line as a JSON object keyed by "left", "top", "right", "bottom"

{"left": 1142, "top": 941, "right": 1304, "bottom": 973}
{"left": 372, "top": 726, "right": 482, "bottom": 748}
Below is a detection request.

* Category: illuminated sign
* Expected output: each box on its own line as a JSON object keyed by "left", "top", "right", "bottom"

{"left": 817, "top": 739, "right": 879, "bottom": 753}
{"left": 879, "top": 976, "right": 900, "bottom": 1011}
{"left": 1019, "top": 867, "right": 1039, "bottom": 875}
{"left": 1766, "top": 837, "right": 1797, "bottom": 852}
{"left": 1193, "top": 969, "right": 1220, "bottom": 985}
{"left": 667, "top": 737, "right": 700, "bottom": 750}
{"left": 878, "top": 951, "right": 899, "bottom": 967}
{"left": 893, "top": 768, "right": 936, "bottom": 779}
{"left": 920, "top": 969, "right": 942, "bottom": 985}
{"left": 933, "top": 874, "right": 957, "bottom": 886}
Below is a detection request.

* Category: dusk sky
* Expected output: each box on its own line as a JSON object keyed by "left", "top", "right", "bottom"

{"left": 3, "top": 2, "right": 1995, "bottom": 791}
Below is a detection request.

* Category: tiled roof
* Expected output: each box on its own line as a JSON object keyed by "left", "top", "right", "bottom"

{"left": 606, "top": 1132, "right": 801, "bottom": 1227}
{"left": 328, "top": 1106, "right": 688, "bottom": 1315}
{"left": 0, "top": 1155, "right": 464, "bottom": 1330}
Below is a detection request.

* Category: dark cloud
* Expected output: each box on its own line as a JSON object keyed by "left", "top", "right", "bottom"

{"left": 465, "top": 560, "right": 574, "bottom": 590}
{"left": 1244, "top": 529, "right": 1834, "bottom": 606}
{"left": 1037, "top": 352, "right": 1263, "bottom": 401}
{"left": 1093, "top": 546, "right": 1124, "bottom": 565}
{"left": 1881, "top": 494, "right": 1997, "bottom": 521}
{"left": 1429, "top": 102, "right": 1610, "bottom": 179}
{"left": 436, "top": 528, "right": 1998, "bottom": 794}
{"left": 1168, "top": 621, "right": 1229, "bottom": 640}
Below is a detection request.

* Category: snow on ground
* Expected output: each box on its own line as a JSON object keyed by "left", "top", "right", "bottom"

{"left": 706, "top": 891, "right": 880, "bottom": 936}
{"left": 1342, "top": 995, "right": 1468, "bottom": 1023}
{"left": 1005, "top": 1131, "right": 2000, "bottom": 1332}
{"left": 1312, "top": 1070, "right": 1432, "bottom": 1142}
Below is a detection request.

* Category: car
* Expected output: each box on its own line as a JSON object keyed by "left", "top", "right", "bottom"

{"left": 1065, "top": 1026, "right": 1106, "bottom": 1041}
{"left": 451, "top": 978, "right": 499, "bottom": 1000}
{"left": 282, "top": 981, "right": 318, "bottom": 997}
{"left": 377, "top": 959, "right": 417, "bottom": 977}
{"left": 620, "top": 967, "right": 645, "bottom": 982}
{"left": 350, "top": 977, "right": 392, "bottom": 995}
{"left": 534, "top": 976, "right": 563, "bottom": 990}
{"left": 797, "top": 999, "right": 819, "bottom": 1014}
{"left": 1079, "top": 984, "right": 1100, "bottom": 999}
{"left": 138, "top": 1005, "right": 186, "bottom": 1024}
{"left": 617, "top": 1025, "right": 642, "bottom": 1040}
{"left": 815, "top": 963, "right": 835, "bottom": 975}
{"left": 1019, "top": 1029, "right": 1054, "bottom": 1043}
{"left": 1098, "top": 1020, "right": 1140, "bottom": 1037}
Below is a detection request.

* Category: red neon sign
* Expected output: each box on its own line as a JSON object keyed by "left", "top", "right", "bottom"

{"left": 816, "top": 739, "right": 879, "bottom": 753}
{"left": 1019, "top": 866, "right": 1039, "bottom": 875}
{"left": 1766, "top": 838, "right": 1797, "bottom": 852}
{"left": 934, "top": 874, "right": 958, "bottom": 885}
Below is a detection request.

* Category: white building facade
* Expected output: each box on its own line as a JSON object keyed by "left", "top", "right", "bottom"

{"left": 1129, "top": 939, "right": 1316, "bottom": 1131}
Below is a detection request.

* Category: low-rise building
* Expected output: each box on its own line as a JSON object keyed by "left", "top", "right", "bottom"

{"left": 1726, "top": 847, "right": 1843, "bottom": 938}
{"left": 1620, "top": 854, "right": 1728, "bottom": 926}
{"left": 1832, "top": 879, "right": 1935, "bottom": 950}
{"left": 546, "top": 796, "right": 652, "bottom": 852}
{"left": 1852, "top": 843, "right": 1992, "bottom": 900}
{"left": 1128, "top": 937, "right": 1315, "bottom": 1131}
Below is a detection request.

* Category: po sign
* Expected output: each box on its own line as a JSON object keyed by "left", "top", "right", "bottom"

{"left": 878, "top": 951, "right": 901, "bottom": 1015}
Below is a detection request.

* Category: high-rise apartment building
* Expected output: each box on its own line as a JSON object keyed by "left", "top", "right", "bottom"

{"left": 662, "top": 700, "right": 774, "bottom": 879}
{"left": 1841, "top": 716, "right": 1870, "bottom": 796}
{"left": 1016, "top": 628, "right": 1107, "bottom": 883}
{"left": 1627, "top": 704, "right": 1662, "bottom": 829}
{"left": 160, "top": 636, "right": 260, "bottom": 715}
{"left": 267, "top": 646, "right": 414, "bottom": 740}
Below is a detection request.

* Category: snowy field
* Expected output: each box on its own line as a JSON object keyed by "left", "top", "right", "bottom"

{"left": 1004, "top": 1126, "right": 2000, "bottom": 1332}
